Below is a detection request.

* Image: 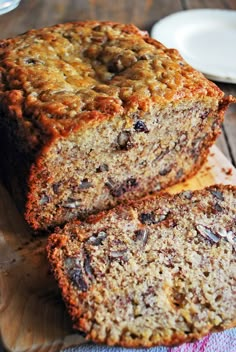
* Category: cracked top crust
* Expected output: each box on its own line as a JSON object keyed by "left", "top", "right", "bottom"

{"left": 0, "top": 21, "right": 224, "bottom": 139}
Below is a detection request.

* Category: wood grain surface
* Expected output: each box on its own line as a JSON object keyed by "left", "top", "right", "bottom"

{"left": 0, "top": 146, "right": 236, "bottom": 352}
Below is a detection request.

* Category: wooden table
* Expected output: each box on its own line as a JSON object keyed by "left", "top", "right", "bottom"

{"left": 0, "top": 1, "right": 235, "bottom": 351}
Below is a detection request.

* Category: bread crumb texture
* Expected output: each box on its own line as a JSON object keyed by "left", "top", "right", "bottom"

{"left": 47, "top": 185, "right": 236, "bottom": 348}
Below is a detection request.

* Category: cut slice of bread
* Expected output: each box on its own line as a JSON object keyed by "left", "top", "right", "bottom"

{"left": 47, "top": 185, "right": 236, "bottom": 348}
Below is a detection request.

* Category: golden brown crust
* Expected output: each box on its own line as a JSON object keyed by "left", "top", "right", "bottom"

{"left": 47, "top": 185, "right": 236, "bottom": 347}
{"left": 85, "top": 183, "right": 236, "bottom": 224}
{"left": 0, "top": 21, "right": 226, "bottom": 143}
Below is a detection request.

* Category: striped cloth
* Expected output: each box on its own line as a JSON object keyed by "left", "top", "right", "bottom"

{"left": 65, "top": 328, "right": 236, "bottom": 352}
{"left": 168, "top": 328, "right": 236, "bottom": 352}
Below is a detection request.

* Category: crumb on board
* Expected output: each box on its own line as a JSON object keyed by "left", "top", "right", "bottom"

{"left": 222, "top": 167, "right": 233, "bottom": 176}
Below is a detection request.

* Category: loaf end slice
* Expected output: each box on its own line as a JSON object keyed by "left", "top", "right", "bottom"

{"left": 47, "top": 185, "right": 236, "bottom": 347}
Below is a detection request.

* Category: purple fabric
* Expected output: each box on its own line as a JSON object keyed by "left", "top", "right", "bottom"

{"left": 168, "top": 329, "right": 236, "bottom": 352}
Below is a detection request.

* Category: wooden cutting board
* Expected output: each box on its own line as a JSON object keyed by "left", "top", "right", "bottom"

{"left": 0, "top": 145, "right": 236, "bottom": 352}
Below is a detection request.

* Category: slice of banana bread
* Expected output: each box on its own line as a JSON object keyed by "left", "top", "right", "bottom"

{"left": 47, "top": 185, "right": 236, "bottom": 348}
{"left": 0, "top": 21, "right": 234, "bottom": 230}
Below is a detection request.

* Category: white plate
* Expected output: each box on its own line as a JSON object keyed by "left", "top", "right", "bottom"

{"left": 151, "top": 9, "right": 236, "bottom": 83}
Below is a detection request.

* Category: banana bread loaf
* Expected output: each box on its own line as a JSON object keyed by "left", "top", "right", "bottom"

{"left": 47, "top": 185, "right": 236, "bottom": 348}
{"left": 0, "top": 21, "right": 233, "bottom": 230}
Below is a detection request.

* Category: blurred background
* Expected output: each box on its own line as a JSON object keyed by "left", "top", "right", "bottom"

{"left": 0, "top": 0, "right": 235, "bottom": 37}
